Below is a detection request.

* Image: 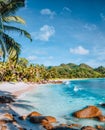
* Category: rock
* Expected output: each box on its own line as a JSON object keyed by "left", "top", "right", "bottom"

{"left": 49, "top": 81, "right": 63, "bottom": 84}
{"left": 0, "top": 120, "right": 7, "bottom": 125}
{"left": 96, "top": 125, "right": 104, "bottom": 130}
{"left": 0, "top": 96, "right": 14, "bottom": 103}
{"left": 97, "top": 115, "right": 105, "bottom": 122}
{"left": 74, "top": 106, "right": 102, "bottom": 118}
{"left": 60, "top": 124, "right": 68, "bottom": 127}
{"left": 69, "top": 124, "right": 81, "bottom": 128}
{"left": 54, "top": 81, "right": 63, "bottom": 84}
{"left": 52, "top": 123, "right": 81, "bottom": 130}
{"left": 18, "top": 115, "right": 27, "bottom": 120}
{"left": 12, "top": 120, "right": 17, "bottom": 125}
{"left": 41, "top": 120, "right": 53, "bottom": 130}
{"left": 41, "top": 119, "right": 49, "bottom": 124}
{"left": 43, "top": 123, "right": 53, "bottom": 130}
{"left": 1, "top": 126, "right": 7, "bottom": 130}
{"left": 13, "top": 114, "right": 17, "bottom": 117}
{"left": 59, "top": 124, "right": 81, "bottom": 129}
{"left": 30, "top": 115, "right": 56, "bottom": 124}
{"left": 28, "top": 111, "right": 42, "bottom": 117}
{"left": 81, "top": 126, "right": 97, "bottom": 130}
{"left": 100, "top": 103, "right": 105, "bottom": 107}
{"left": 4, "top": 113, "right": 14, "bottom": 120}
{"left": 45, "top": 116, "right": 56, "bottom": 123}
{"left": 30, "top": 116, "right": 46, "bottom": 123}
{"left": 41, "top": 80, "right": 48, "bottom": 84}
{"left": 52, "top": 126, "right": 78, "bottom": 130}
{"left": 18, "top": 128, "right": 27, "bottom": 130}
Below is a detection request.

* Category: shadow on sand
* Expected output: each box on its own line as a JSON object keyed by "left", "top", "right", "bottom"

{"left": 0, "top": 90, "right": 44, "bottom": 130}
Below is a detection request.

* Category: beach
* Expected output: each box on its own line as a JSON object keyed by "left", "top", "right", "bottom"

{"left": 0, "top": 82, "right": 45, "bottom": 130}
{"left": 0, "top": 80, "right": 105, "bottom": 130}
{"left": 0, "top": 82, "right": 37, "bottom": 96}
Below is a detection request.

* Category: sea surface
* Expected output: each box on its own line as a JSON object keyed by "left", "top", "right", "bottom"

{"left": 16, "top": 78, "right": 105, "bottom": 127}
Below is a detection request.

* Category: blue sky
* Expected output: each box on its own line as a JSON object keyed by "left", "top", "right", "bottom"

{"left": 12, "top": 0, "right": 105, "bottom": 67}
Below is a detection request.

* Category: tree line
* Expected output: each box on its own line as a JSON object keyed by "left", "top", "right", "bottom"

{"left": 0, "top": 59, "right": 104, "bottom": 82}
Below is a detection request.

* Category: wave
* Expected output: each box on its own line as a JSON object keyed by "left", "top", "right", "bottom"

{"left": 73, "top": 86, "right": 83, "bottom": 92}
{"left": 63, "top": 81, "right": 70, "bottom": 85}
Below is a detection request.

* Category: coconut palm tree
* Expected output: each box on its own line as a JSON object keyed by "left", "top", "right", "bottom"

{"left": 0, "top": 0, "right": 32, "bottom": 62}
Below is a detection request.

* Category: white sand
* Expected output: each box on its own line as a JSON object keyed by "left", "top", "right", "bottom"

{"left": 0, "top": 82, "right": 45, "bottom": 130}
{"left": 0, "top": 82, "right": 40, "bottom": 98}
{"left": 0, "top": 82, "right": 35, "bottom": 93}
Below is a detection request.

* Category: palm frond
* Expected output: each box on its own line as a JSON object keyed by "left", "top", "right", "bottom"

{"left": 0, "top": 39, "right": 6, "bottom": 62}
{"left": 4, "top": 25, "right": 32, "bottom": 41}
{"left": 0, "top": 0, "right": 25, "bottom": 16}
{"left": 3, "top": 33, "right": 21, "bottom": 61}
{"left": 2, "top": 16, "right": 26, "bottom": 24}
{"left": 0, "top": 34, "right": 8, "bottom": 62}
{"left": 0, "top": 0, "right": 7, "bottom": 2}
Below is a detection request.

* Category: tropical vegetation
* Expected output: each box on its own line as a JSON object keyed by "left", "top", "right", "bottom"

{"left": 0, "top": 0, "right": 31, "bottom": 63}
{"left": 0, "top": 59, "right": 104, "bottom": 82}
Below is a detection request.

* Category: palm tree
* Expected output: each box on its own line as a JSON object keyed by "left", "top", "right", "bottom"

{"left": 0, "top": 0, "right": 32, "bottom": 62}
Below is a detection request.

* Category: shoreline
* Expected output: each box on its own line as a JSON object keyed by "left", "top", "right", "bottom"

{"left": 0, "top": 77, "right": 104, "bottom": 97}
{"left": 50, "top": 77, "right": 105, "bottom": 81}
{"left": 13, "top": 83, "right": 37, "bottom": 97}
{"left": 0, "top": 80, "right": 105, "bottom": 129}
{"left": 0, "top": 82, "right": 38, "bottom": 97}
{"left": 0, "top": 77, "right": 104, "bottom": 99}
{"left": 0, "top": 82, "right": 46, "bottom": 130}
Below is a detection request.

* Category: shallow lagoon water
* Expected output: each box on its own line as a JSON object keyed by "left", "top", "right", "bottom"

{"left": 17, "top": 78, "right": 105, "bottom": 127}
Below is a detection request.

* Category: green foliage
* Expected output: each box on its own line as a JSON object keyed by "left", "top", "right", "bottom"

{"left": 3, "top": 16, "right": 26, "bottom": 24}
{"left": 47, "top": 63, "right": 104, "bottom": 79}
{"left": 18, "top": 58, "right": 29, "bottom": 67}
{"left": 0, "top": 0, "right": 32, "bottom": 62}
{"left": 94, "top": 66, "right": 105, "bottom": 77}
{"left": 0, "top": 60, "right": 104, "bottom": 82}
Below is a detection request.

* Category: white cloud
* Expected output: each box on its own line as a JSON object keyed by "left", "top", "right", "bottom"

{"left": 63, "top": 7, "right": 72, "bottom": 13}
{"left": 32, "top": 25, "right": 55, "bottom": 41}
{"left": 40, "top": 8, "right": 56, "bottom": 19}
{"left": 70, "top": 46, "right": 89, "bottom": 55}
{"left": 27, "top": 56, "right": 38, "bottom": 61}
{"left": 100, "top": 13, "right": 105, "bottom": 21}
{"left": 83, "top": 23, "right": 96, "bottom": 31}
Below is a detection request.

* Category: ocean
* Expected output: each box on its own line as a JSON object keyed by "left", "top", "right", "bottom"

{"left": 16, "top": 78, "right": 105, "bottom": 127}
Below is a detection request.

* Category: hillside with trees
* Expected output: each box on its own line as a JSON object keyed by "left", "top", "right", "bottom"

{"left": 0, "top": 59, "right": 105, "bottom": 82}
{"left": 48, "top": 63, "right": 104, "bottom": 79}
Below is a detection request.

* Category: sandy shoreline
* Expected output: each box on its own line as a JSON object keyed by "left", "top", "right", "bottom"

{"left": 0, "top": 82, "right": 45, "bottom": 130}
{"left": 0, "top": 82, "right": 37, "bottom": 97}
{"left": 0, "top": 78, "right": 101, "bottom": 97}
{"left": 13, "top": 83, "right": 37, "bottom": 97}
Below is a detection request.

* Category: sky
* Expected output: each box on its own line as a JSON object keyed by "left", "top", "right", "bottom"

{"left": 11, "top": 0, "right": 105, "bottom": 67}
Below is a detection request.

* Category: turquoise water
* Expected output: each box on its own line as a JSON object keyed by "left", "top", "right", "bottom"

{"left": 17, "top": 78, "right": 105, "bottom": 126}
